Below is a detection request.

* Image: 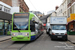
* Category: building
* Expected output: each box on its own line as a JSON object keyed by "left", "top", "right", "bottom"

{"left": 67, "top": 0, "right": 75, "bottom": 17}
{"left": 46, "top": 11, "right": 57, "bottom": 23}
{"left": 62, "top": 0, "right": 67, "bottom": 16}
{"left": 0, "top": 1, "right": 12, "bottom": 35}
{"left": 56, "top": 0, "right": 67, "bottom": 17}
{"left": 56, "top": 4, "right": 63, "bottom": 16}
{"left": 0, "top": 0, "right": 29, "bottom": 14}
{"left": 30, "top": 11, "right": 43, "bottom": 17}
{"left": 51, "top": 11, "right": 57, "bottom": 16}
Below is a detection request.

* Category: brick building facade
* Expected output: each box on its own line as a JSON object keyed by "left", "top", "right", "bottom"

{"left": 0, "top": 0, "right": 29, "bottom": 12}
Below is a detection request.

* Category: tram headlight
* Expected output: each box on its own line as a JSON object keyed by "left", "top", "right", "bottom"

{"left": 12, "top": 33, "right": 15, "bottom": 36}
{"left": 25, "top": 33, "right": 29, "bottom": 36}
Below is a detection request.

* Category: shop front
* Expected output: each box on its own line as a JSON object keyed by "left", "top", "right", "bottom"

{"left": 0, "top": 11, "right": 12, "bottom": 35}
{"left": 66, "top": 20, "right": 75, "bottom": 35}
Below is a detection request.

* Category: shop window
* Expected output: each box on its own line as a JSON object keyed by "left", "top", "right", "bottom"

{"left": 0, "top": 20, "right": 3, "bottom": 29}
{"left": 0, "top": 20, "right": 4, "bottom": 35}
{"left": 69, "top": 23, "right": 74, "bottom": 31}
{"left": 5, "top": 20, "right": 8, "bottom": 29}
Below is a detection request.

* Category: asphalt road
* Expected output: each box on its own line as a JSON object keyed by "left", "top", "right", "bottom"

{"left": 0, "top": 30, "right": 75, "bottom": 50}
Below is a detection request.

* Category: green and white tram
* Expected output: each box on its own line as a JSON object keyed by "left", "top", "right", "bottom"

{"left": 11, "top": 12, "right": 43, "bottom": 41}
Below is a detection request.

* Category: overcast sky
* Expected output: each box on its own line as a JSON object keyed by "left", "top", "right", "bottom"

{"left": 25, "top": 0, "right": 63, "bottom": 14}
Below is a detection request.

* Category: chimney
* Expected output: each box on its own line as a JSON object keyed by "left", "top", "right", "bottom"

{"left": 55, "top": 6, "right": 59, "bottom": 10}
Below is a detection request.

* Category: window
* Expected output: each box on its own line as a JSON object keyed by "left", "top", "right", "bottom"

{"left": 68, "top": 0, "right": 71, "bottom": 4}
{"left": 30, "top": 20, "right": 35, "bottom": 32}
{"left": 65, "top": 11, "right": 66, "bottom": 16}
{"left": 0, "top": 20, "right": 4, "bottom": 35}
{"left": 68, "top": 9, "right": 70, "bottom": 17}
{"left": 7, "top": 9, "right": 10, "bottom": 13}
{"left": 4, "top": 6, "right": 10, "bottom": 13}
{"left": 0, "top": 7, "right": 2, "bottom": 10}
{"left": 61, "top": 9, "right": 62, "bottom": 13}
{"left": 4, "top": 7, "right": 7, "bottom": 12}
{"left": 63, "top": 13, "right": 64, "bottom": 16}
{"left": 0, "top": 5, "right": 2, "bottom": 10}
{"left": 72, "top": 6, "right": 74, "bottom": 13}
{"left": 74, "top": 5, "right": 75, "bottom": 13}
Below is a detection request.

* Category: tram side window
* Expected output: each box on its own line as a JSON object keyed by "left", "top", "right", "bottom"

{"left": 30, "top": 20, "right": 35, "bottom": 32}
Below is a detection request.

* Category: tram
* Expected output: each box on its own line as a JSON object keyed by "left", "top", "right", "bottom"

{"left": 11, "top": 12, "right": 43, "bottom": 41}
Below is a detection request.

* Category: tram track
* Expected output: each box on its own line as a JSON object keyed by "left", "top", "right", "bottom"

{"left": 1, "top": 41, "right": 31, "bottom": 50}
{"left": 0, "top": 31, "right": 44, "bottom": 50}
{"left": 0, "top": 39, "right": 11, "bottom": 44}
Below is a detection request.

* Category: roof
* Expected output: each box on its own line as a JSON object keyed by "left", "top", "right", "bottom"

{"left": 39, "top": 14, "right": 51, "bottom": 23}
{"left": 40, "top": 14, "right": 51, "bottom": 20}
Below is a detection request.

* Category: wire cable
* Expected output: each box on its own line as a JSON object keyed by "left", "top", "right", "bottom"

{"left": 29, "top": 0, "right": 37, "bottom": 10}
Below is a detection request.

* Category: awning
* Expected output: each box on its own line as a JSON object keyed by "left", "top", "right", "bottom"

{"left": 0, "top": 11, "right": 12, "bottom": 20}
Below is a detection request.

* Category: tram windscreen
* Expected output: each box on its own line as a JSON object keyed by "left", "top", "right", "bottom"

{"left": 13, "top": 13, "right": 29, "bottom": 30}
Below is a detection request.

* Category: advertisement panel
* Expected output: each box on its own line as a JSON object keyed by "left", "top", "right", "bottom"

{"left": 70, "top": 14, "right": 75, "bottom": 20}
{"left": 50, "top": 17, "right": 67, "bottom": 24}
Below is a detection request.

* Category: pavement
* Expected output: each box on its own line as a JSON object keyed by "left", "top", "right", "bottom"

{"left": 0, "top": 36, "right": 11, "bottom": 42}
{"left": 68, "top": 35, "right": 75, "bottom": 44}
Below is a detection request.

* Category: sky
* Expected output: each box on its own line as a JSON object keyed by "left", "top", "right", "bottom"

{"left": 25, "top": 0, "right": 63, "bottom": 14}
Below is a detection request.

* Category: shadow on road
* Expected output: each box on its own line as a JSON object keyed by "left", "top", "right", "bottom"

{"left": 52, "top": 39, "right": 68, "bottom": 42}
{"left": 12, "top": 41, "right": 32, "bottom": 44}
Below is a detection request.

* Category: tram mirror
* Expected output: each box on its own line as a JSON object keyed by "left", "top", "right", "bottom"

{"left": 49, "top": 28, "right": 51, "bottom": 31}
{"left": 31, "top": 17, "right": 35, "bottom": 21}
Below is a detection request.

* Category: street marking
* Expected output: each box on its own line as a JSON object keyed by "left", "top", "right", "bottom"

{"left": 0, "top": 39, "right": 11, "bottom": 45}
{"left": 59, "top": 42, "right": 69, "bottom": 47}
{"left": 66, "top": 41, "right": 75, "bottom": 46}
{"left": 54, "top": 42, "right": 74, "bottom": 49}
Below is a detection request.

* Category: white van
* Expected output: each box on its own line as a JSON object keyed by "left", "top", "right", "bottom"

{"left": 47, "top": 16, "right": 67, "bottom": 40}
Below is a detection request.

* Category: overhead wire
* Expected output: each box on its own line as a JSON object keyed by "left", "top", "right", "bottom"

{"left": 29, "top": 0, "right": 37, "bottom": 10}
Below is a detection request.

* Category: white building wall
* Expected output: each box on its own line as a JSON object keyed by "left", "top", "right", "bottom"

{"left": 11, "top": 7, "right": 19, "bottom": 14}
{"left": 51, "top": 12, "right": 57, "bottom": 16}
{"left": 47, "top": 17, "right": 50, "bottom": 23}
{"left": 62, "top": 0, "right": 67, "bottom": 16}
{"left": 0, "top": 1, "right": 11, "bottom": 14}
{"left": 56, "top": 4, "right": 63, "bottom": 16}
{"left": 12, "top": 0, "right": 19, "bottom": 7}
{"left": 0, "top": 1, "right": 20, "bottom": 14}
{"left": 56, "top": 0, "right": 67, "bottom": 17}
{"left": 67, "top": 2, "right": 75, "bottom": 17}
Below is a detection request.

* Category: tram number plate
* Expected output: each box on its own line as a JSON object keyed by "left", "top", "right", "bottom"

{"left": 18, "top": 33, "right": 22, "bottom": 35}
